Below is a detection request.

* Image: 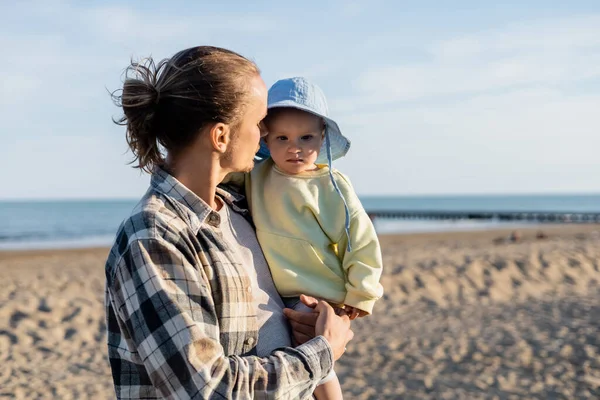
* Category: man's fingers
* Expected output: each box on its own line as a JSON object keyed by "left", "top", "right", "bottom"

{"left": 338, "top": 312, "right": 350, "bottom": 324}
{"left": 283, "top": 308, "right": 318, "bottom": 325}
{"left": 346, "top": 329, "right": 354, "bottom": 344}
{"left": 288, "top": 319, "right": 315, "bottom": 337}
{"left": 315, "top": 301, "right": 351, "bottom": 325}
{"left": 299, "top": 294, "right": 319, "bottom": 309}
{"left": 292, "top": 331, "right": 313, "bottom": 345}
{"left": 314, "top": 300, "right": 335, "bottom": 314}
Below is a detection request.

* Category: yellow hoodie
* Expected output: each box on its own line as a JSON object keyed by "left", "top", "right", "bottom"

{"left": 238, "top": 158, "right": 383, "bottom": 314}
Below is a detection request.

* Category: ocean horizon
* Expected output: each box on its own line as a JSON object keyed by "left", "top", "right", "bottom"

{"left": 1, "top": 193, "right": 599, "bottom": 250}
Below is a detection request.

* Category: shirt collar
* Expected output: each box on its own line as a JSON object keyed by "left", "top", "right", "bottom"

{"left": 150, "top": 167, "right": 246, "bottom": 234}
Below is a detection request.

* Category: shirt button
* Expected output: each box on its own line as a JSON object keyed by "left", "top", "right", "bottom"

{"left": 245, "top": 337, "right": 255, "bottom": 346}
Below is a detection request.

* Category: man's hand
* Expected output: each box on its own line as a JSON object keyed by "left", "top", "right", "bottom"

{"left": 283, "top": 295, "right": 353, "bottom": 361}
{"left": 283, "top": 295, "right": 337, "bottom": 345}
{"left": 283, "top": 295, "right": 319, "bottom": 345}
{"left": 313, "top": 300, "right": 353, "bottom": 360}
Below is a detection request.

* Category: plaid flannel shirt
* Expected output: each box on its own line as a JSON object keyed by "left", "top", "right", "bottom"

{"left": 105, "top": 167, "right": 333, "bottom": 399}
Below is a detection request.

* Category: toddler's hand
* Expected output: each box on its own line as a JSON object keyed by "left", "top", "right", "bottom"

{"left": 344, "top": 306, "right": 368, "bottom": 320}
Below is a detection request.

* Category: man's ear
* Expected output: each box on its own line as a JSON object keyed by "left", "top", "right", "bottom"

{"left": 209, "top": 122, "right": 230, "bottom": 154}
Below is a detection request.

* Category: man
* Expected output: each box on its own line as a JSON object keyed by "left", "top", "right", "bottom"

{"left": 105, "top": 46, "right": 353, "bottom": 399}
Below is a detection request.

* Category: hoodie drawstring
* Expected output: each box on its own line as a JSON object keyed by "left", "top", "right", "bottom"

{"left": 325, "top": 131, "right": 352, "bottom": 252}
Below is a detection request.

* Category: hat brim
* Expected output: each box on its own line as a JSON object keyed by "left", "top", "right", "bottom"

{"left": 255, "top": 101, "right": 351, "bottom": 163}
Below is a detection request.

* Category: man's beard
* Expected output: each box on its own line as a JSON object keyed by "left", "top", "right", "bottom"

{"left": 223, "top": 135, "right": 254, "bottom": 173}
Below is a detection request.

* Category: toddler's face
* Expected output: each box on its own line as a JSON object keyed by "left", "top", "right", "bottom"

{"left": 264, "top": 109, "right": 324, "bottom": 175}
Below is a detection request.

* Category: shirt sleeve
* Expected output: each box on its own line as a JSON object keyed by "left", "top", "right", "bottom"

{"left": 106, "top": 237, "right": 333, "bottom": 399}
{"left": 334, "top": 173, "right": 385, "bottom": 314}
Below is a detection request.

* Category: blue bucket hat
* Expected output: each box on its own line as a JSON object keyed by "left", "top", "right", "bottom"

{"left": 256, "top": 77, "right": 351, "bottom": 163}
{"left": 256, "top": 77, "right": 353, "bottom": 251}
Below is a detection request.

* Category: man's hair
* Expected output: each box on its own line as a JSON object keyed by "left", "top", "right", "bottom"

{"left": 112, "top": 46, "right": 260, "bottom": 173}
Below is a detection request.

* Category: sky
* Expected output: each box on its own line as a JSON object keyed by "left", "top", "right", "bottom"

{"left": 1, "top": 0, "right": 599, "bottom": 199}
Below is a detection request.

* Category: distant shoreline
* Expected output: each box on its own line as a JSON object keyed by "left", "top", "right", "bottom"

{"left": 2, "top": 192, "right": 600, "bottom": 202}
{"left": 2, "top": 223, "right": 598, "bottom": 255}
{"left": 2, "top": 194, "right": 599, "bottom": 251}
{"left": 0, "top": 220, "right": 530, "bottom": 252}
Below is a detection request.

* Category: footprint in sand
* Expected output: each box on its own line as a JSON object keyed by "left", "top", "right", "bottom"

{"left": 38, "top": 298, "right": 52, "bottom": 313}
{"left": 0, "top": 329, "right": 18, "bottom": 349}
{"left": 9, "top": 310, "right": 29, "bottom": 329}
{"left": 61, "top": 307, "right": 82, "bottom": 323}
{"left": 64, "top": 328, "right": 78, "bottom": 340}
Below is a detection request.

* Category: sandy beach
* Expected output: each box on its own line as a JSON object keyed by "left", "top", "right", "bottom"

{"left": 2, "top": 224, "right": 600, "bottom": 399}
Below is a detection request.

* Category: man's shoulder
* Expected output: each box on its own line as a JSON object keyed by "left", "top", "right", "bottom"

{"left": 105, "top": 191, "right": 193, "bottom": 274}
{"left": 129, "top": 191, "right": 190, "bottom": 236}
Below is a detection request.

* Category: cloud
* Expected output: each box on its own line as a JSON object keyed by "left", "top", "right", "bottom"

{"left": 319, "top": 14, "right": 600, "bottom": 194}
{"left": 432, "top": 15, "right": 600, "bottom": 59}
{"left": 336, "top": 0, "right": 373, "bottom": 18}
{"left": 320, "top": 15, "right": 600, "bottom": 194}
{"left": 0, "top": 2, "right": 279, "bottom": 131}
{"left": 1, "top": 4, "right": 598, "bottom": 198}
{"left": 78, "top": 5, "right": 278, "bottom": 44}
{"left": 340, "top": 14, "right": 600, "bottom": 110}
{"left": 0, "top": 1, "right": 284, "bottom": 199}
{"left": 333, "top": 86, "right": 600, "bottom": 195}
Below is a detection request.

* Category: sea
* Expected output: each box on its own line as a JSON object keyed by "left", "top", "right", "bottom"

{"left": 1, "top": 194, "right": 599, "bottom": 250}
